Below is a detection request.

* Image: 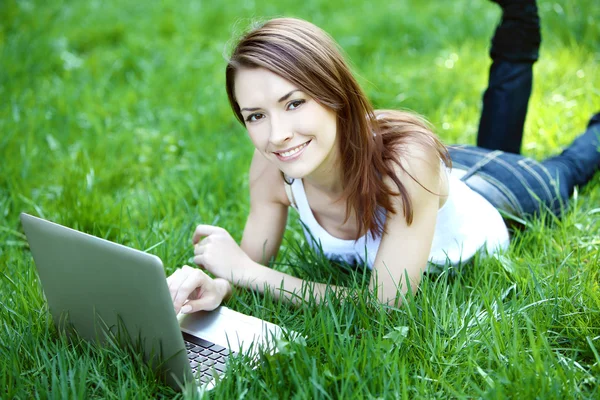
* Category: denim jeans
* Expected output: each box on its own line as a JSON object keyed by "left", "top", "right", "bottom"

{"left": 477, "top": 0, "right": 541, "bottom": 154}
{"left": 449, "top": 116, "right": 600, "bottom": 220}
{"left": 464, "top": 1, "right": 600, "bottom": 219}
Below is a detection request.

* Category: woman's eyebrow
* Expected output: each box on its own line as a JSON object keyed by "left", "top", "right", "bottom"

{"left": 278, "top": 89, "right": 300, "bottom": 103}
{"left": 240, "top": 89, "right": 301, "bottom": 113}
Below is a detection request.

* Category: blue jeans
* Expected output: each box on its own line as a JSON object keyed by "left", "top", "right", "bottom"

{"left": 477, "top": 0, "right": 541, "bottom": 154}
{"left": 449, "top": 116, "right": 600, "bottom": 220}
{"left": 464, "top": 1, "right": 600, "bottom": 219}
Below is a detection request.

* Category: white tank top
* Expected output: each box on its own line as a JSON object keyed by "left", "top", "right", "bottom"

{"left": 287, "top": 169, "right": 509, "bottom": 270}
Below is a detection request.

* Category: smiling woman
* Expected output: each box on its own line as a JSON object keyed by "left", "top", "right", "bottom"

{"left": 233, "top": 68, "right": 339, "bottom": 181}
{"left": 166, "top": 14, "right": 600, "bottom": 311}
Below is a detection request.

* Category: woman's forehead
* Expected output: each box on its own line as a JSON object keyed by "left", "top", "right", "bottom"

{"left": 234, "top": 68, "right": 299, "bottom": 107}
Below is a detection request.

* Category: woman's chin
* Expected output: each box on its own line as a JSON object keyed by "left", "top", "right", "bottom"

{"left": 280, "top": 170, "right": 305, "bottom": 180}
{"left": 278, "top": 165, "right": 312, "bottom": 181}
{"left": 277, "top": 157, "right": 336, "bottom": 183}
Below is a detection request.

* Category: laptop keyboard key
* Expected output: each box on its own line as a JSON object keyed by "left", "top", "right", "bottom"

{"left": 197, "top": 339, "right": 214, "bottom": 348}
{"left": 214, "top": 363, "right": 226, "bottom": 373}
{"left": 204, "top": 359, "right": 215, "bottom": 367}
{"left": 209, "top": 344, "right": 226, "bottom": 353}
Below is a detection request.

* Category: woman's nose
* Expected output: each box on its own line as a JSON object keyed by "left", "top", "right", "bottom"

{"left": 269, "top": 116, "right": 293, "bottom": 146}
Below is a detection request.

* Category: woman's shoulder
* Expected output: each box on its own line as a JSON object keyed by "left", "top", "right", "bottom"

{"left": 248, "top": 150, "right": 291, "bottom": 207}
{"left": 389, "top": 138, "right": 444, "bottom": 176}
{"left": 385, "top": 137, "right": 449, "bottom": 210}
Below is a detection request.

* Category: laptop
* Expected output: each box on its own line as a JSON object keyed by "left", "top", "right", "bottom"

{"left": 20, "top": 213, "right": 287, "bottom": 391}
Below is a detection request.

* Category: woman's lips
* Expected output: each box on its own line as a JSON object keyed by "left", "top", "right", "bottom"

{"left": 274, "top": 140, "right": 311, "bottom": 161}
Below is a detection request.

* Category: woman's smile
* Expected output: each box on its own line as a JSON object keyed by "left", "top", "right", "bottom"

{"left": 273, "top": 140, "right": 312, "bottom": 161}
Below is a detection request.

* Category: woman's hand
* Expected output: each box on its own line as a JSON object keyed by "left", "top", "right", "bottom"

{"left": 192, "top": 225, "right": 254, "bottom": 281}
{"left": 167, "top": 265, "right": 231, "bottom": 314}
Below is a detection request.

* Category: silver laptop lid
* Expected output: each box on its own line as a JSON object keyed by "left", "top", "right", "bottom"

{"left": 20, "top": 213, "right": 193, "bottom": 388}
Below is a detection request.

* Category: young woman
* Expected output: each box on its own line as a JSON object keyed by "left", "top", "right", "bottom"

{"left": 167, "top": 15, "right": 600, "bottom": 312}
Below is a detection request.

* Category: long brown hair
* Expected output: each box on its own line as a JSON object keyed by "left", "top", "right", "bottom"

{"left": 225, "top": 18, "right": 450, "bottom": 237}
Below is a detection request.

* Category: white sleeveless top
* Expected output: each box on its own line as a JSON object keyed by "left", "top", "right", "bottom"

{"left": 287, "top": 169, "right": 509, "bottom": 270}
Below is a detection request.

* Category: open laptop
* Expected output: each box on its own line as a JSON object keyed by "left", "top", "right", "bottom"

{"left": 20, "top": 213, "right": 286, "bottom": 391}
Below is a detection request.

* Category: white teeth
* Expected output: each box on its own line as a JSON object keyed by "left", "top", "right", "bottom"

{"left": 279, "top": 142, "right": 308, "bottom": 157}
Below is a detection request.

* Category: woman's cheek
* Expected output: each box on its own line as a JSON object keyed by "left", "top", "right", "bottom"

{"left": 292, "top": 112, "right": 314, "bottom": 134}
{"left": 247, "top": 128, "right": 267, "bottom": 150}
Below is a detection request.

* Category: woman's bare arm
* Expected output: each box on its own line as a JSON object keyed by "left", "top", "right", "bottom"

{"left": 194, "top": 150, "right": 343, "bottom": 304}
{"left": 171, "top": 146, "right": 444, "bottom": 311}
{"left": 369, "top": 144, "right": 445, "bottom": 305}
{"left": 239, "top": 149, "right": 290, "bottom": 264}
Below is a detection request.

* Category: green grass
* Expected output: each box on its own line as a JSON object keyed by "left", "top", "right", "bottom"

{"left": 1, "top": 0, "right": 599, "bottom": 398}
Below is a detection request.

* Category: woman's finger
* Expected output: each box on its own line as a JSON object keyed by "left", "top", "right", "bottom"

{"left": 193, "top": 243, "right": 207, "bottom": 256}
{"left": 192, "top": 254, "right": 206, "bottom": 267}
{"left": 166, "top": 268, "right": 183, "bottom": 302}
{"left": 172, "top": 267, "right": 209, "bottom": 312}
{"left": 192, "top": 225, "right": 222, "bottom": 245}
{"left": 182, "top": 295, "right": 220, "bottom": 313}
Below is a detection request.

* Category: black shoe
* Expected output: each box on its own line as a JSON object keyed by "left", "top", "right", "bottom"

{"left": 490, "top": 0, "right": 541, "bottom": 62}
{"left": 491, "top": 0, "right": 537, "bottom": 7}
{"left": 587, "top": 112, "right": 600, "bottom": 129}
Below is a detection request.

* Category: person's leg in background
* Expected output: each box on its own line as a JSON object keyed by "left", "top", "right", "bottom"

{"left": 450, "top": 113, "right": 600, "bottom": 222}
{"left": 540, "top": 113, "right": 600, "bottom": 204}
{"left": 477, "top": 0, "right": 541, "bottom": 154}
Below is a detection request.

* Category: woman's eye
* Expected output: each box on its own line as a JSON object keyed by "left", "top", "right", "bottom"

{"left": 246, "top": 113, "right": 264, "bottom": 123}
{"left": 287, "top": 99, "right": 305, "bottom": 110}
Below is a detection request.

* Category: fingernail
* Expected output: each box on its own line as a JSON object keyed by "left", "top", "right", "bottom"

{"left": 181, "top": 305, "right": 192, "bottom": 314}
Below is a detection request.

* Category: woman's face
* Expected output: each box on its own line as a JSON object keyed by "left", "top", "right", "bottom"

{"left": 234, "top": 67, "right": 339, "bottom": 180}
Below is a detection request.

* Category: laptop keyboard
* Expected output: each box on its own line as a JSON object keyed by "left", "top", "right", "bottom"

{"left": 182, "top": 332, "right": 235, "bottom": 384}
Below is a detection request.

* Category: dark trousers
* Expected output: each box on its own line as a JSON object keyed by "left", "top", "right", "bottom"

{"left": 477, "top": 0, "right": 541, "bottom": 154}
{"left": 450, "top": 116, "right": 600, "bottom": 220}
{"left": 452, "top": 1, "right": 600, "bottom": 220}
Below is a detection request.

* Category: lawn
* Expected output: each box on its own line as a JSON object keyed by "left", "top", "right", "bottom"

{"left": 1, "top": 0, "right": 599, "bottom": 398}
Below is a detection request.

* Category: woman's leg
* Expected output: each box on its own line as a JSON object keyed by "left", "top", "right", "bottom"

{"left": 541, "top": 114, "right": 600, "bottom": 197}
{"left": 477, "top": 0, "right": 541, "bottom": 154}
{"left": 450, "top": 113, "right": 600, "bottom": 219}
{"left": 449, "top": 145, "right": 562, "bottom": 219}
